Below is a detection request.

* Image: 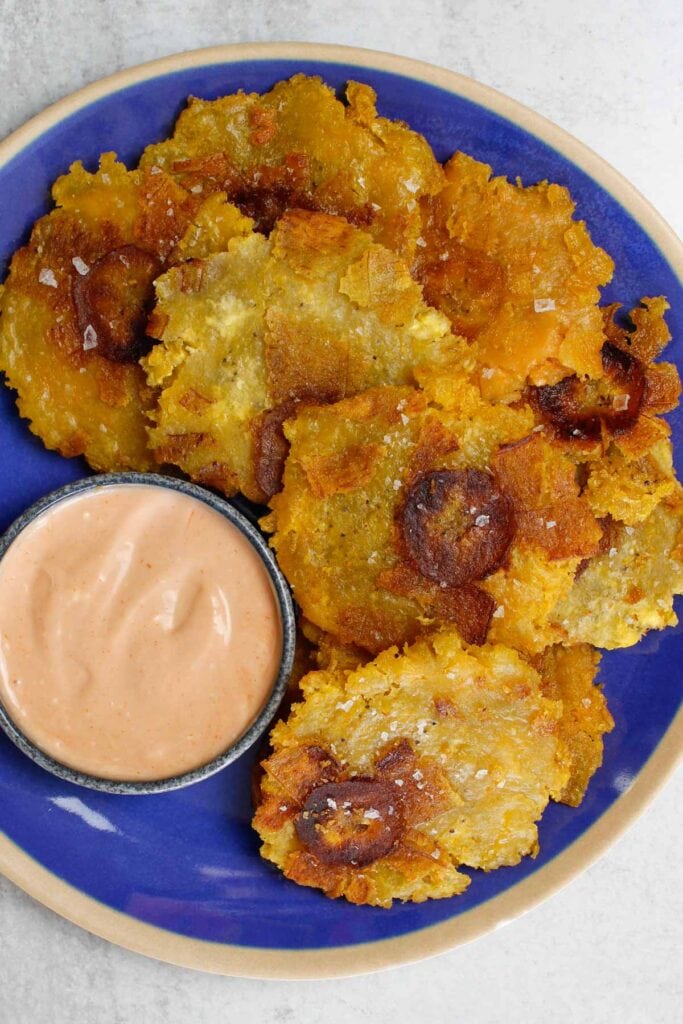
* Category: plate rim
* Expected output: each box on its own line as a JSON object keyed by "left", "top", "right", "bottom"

{"left": 0, "top": 40, "right": 681, "bottom": 980}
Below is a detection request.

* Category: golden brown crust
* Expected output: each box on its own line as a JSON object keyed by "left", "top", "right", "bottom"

{"left": 534, "top": 645, "right": 614, "bottom": 806}
{"left": 415, "top": 151, "right": 614, "bottom": 394}
{"left": 143, "top": 210, "right": 456, "bottom": 501}
{"left": 0, "top": 156, "right": 199, "bottom": 471}
{"left": 492, "top": 434, "right": 603, "bottom": 560}
{"left": 140, "top": 75, "right": 444, "bottom": 259}
{"left": 254, "top": 631, "right": 570, "bottom": 906}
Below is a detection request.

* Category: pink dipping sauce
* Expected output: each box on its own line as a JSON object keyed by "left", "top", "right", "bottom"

{"left": 0, "top": 485, "right": 282, "bottom": 781}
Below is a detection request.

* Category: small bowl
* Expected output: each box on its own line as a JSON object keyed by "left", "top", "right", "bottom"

{"left": 0, "top": 472, "right": 296, "bottom": 794}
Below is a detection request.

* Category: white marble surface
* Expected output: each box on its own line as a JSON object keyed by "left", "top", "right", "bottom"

{"left": 0, "top": 1, "right": 681, "bottom": 1020}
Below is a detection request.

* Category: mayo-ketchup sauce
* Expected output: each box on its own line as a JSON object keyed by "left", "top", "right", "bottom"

{"left": 0, "top": 484, "right": 282, "bottom": 781}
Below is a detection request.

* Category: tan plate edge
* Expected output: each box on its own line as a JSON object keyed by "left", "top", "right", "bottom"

{"left": 1, "top": 721, "right": 680, "bottom": 980}
{"left": 0, "top": 41, "right": 682, "bottom": 979}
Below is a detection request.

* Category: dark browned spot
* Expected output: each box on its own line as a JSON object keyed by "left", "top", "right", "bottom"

{"left": 252, "top": 399, "right": 300, "bottom": 501}
{"left": 416, "top": 241, "right": 505, "bottom": 339}
{"left": 155, "top": 432, "right": 208, "bottom": 462}
{"left": 295, "top": 779, "right": 403, "bottom": 867}
{"left": 72, "top": 245, "right": 162, "bottom": 362}
{"left": 178, "top": 388, "right": 212, "bottom": 413}
{"left": 434, "top": 696, "right": 460, "bottom": 718}
{"left": 377, "top": 563, "right": 495, "bottom": 647}
{"left": 375, "top": 738, "right": 414, "bottom": 774}
{"left": 531, "top": 341, "right": 646, "bottom": 440}
{"left": 399, "top": 468, "right": 515, "bottom": 588}
{"left": 231, "top": 154, "right": 316, "bottom": 234}
{"left": 249, "top": 106, "right": 278, "bottom": 146}
{"left": 194, "top": 461, "right": 239, "bottom": 496}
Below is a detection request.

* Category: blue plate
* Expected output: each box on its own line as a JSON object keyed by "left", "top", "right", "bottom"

{"left": 0, "top": 44, "right": 681, "bottom": 978}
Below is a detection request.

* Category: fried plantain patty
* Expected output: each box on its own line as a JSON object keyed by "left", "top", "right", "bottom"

{"left": 415, "top": 151, "right": 615, "bottom": 399}
{"left": 140, "top": 75, "right": 443, "bottom": 260}
{"left": 143, "top": 209, "right": 457, "bottom": 502}
{"left": 263, "top": 380, "right": 612, "bottom": 654}
{"left": 0, "top": 155, "right": 249, "bottom": 471}
{"left": 253, "top": 630, "right": 570, "bottom": 907}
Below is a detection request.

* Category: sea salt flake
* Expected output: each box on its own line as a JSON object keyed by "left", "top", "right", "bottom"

{"left": 416, "top": 236, "right": 426, "bottom": 248}
{"left": 608, "top": 547, "right": 618, "bottom": 558}
{"left": 279, "top": 805, "right": 288, "bottom": 812}
{"left": 625, "top": 526, "right": 635, "bottom": 535}
{"left": 475, "top": 514, "right": 490, "bottom": 527}
{"left": 492, "top": 605, "right": 505, "bottom": 619}
{"left": 400, "top": 413, "right": 409, "bottom": 425}
{"left": 534, "top": 297, "right": 555, "bottom": 313}
{"left": 38, "top": 268, "right": 58, "bottom": 288}
{"left": 431, "top": 850, "right": 440, "bottom": 859}
{"left": 412, "top": 770, "right": 423, "bottom": 781}
{"left": 581, "top": 698, "right": 592, "bottom": 708}
{"left": 394, "top": 779, "right": 404, "bottom": 787}
{"left": 380, "top": 731, "right": 389, "bottom": 742}
{"left": 190, "top": 183, "right": 203, "bottom": 193}
{"left": 72, "top": 256, "right": 89, "bottom": 276}
{"left": 336, "top": 699, "right": 355, "bottom": 712}
{"left": 364, "top": 808, "right": 381, "bottom": 820}
{"left": 613, "top": 394, "right": 630, "bottom": 411}
{"left": 326, "top": 798, "right": 338, "bottom": 811}
{"left": 481, "top": 367, "right": 494, "bottom": 379}
{"left": 82, "top": 325, "right": 98, "bottom": 350}
{"left": 475, "top": 769, "right": 488, "bottom": 779}
{"left": 546, "top": 519, "right": 557, "bottom": 529}
{"left": 392, "top": 479, "right": 402, "bottom": 491}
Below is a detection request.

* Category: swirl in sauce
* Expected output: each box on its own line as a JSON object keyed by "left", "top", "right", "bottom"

{"left": 0, "top": 485, "right": 282, "bottom": 781}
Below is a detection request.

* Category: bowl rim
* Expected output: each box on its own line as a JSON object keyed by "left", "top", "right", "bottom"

{"left": 0, "top": 473, "right": 296, "bottom": 794}
{"left": 0, "top": 40, "right": 681, "bottom": 980}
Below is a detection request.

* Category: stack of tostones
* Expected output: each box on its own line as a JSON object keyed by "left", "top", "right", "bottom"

{"left": 0, "top": 74, "right": 680, "bottom": 909}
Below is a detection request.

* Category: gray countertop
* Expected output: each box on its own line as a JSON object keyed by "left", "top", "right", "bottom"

{"left": 0, "top": 1, "right": 681, "bottom": 1021}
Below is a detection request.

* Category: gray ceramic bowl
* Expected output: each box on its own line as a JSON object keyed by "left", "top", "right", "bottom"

{"left": 0, "top": 473, "right": 296, "bottom": 794}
